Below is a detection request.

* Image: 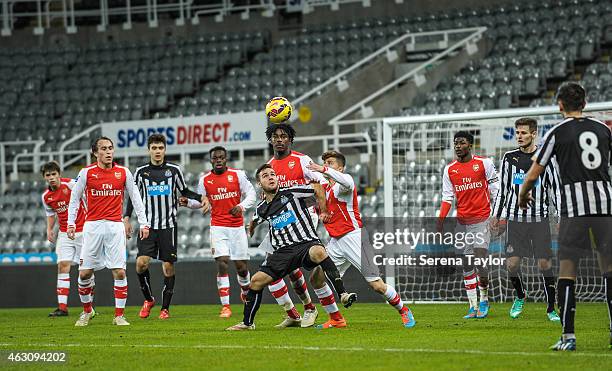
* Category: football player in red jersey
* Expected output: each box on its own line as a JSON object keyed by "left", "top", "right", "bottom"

{"left": 307, "top": 151, "right": 416, "bottom": 329}
{"left": 41, "top": 161, "right": 89, "bottom": 317}
{"left": 67, "top": 137, "right": 150, "bottom": 327}
{"left": 184, "top": 146, "right": 256, "bottom": 318}
{"left": 438, "top": 131, "right": 499, "bottom": 319}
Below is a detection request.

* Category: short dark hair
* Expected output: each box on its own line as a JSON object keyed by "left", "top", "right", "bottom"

{"left": 266, "top": 123, "right": 296, "bottom": 143}
{"left": 556, "top": 82, "right": 586, "bottom": 112}
{"left": 454, "top": 131, "right": 474, "bottom": 144}
{"left": 321, "top": 150, "right": 346, "bottom": 167}
{"left": 147, "top": 134, "right": 166, "bottom": 148}
{"left": 514, "top": 117, "right": 538, "bottom": 133}
{"left": 209, "top": 146, "right": 227, "bottom": 157}
{"left": 40, "top": 161, "right": 60, "bottom": 175}
{"left": 91, "top": 136, "right": 114, "bottom": 153}
{"left": 255, "top": 163, "right": 274, "bottom": 181}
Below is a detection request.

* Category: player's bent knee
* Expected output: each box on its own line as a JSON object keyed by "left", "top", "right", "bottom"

{"left": 537, "top": 259, "right": 552, "bottom": 271}
{"left": 162, "top": 262, "right": 175, "bottom": 276}
{"left": 112, "top": 268, "right": 126, "bottom": 280}
{"left": 250, "top": 272, "right": 272, "bottom": 290}
{"left": 308, "top": 245, "right": 327, "bottom": 263}
{"left": 79, "top": 270, "right": 93, "bottom": 280}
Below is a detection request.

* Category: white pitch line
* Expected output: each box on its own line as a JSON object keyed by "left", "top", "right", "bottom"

{"left": 0, "top": 343, "right": 611, "bottom": 358}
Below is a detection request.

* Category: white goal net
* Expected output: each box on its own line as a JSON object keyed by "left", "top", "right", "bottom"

{"left": 382, "top": 102, "right": 612, "bottom": 303}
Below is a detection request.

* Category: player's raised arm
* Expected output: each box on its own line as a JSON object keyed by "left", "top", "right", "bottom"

{"left": 124, "top": 168, "right": 150, "bottom": 237}
{"left": 67, "top": 168, "right": 87, "bottom": 238}
{"left": 307, "top": 162, "right": 354, "bottom": 192}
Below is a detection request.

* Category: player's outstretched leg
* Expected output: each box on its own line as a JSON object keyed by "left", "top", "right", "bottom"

{"left": 268, "top": 278, "right": 302, "bottom": 328}
{"left": 136, "top": 256, "right": 155, "bottom": 319}
{"left": 539, "top": 259, "right": 560, "bottom": 322}
{"left": 310, "top": 267, "right": 345, "bottom": 329}
{"left": 75, "top": 271, "right": 95, "bottom": 327}
{"left": 369, "top": 279, "right": 415, "bottom": 328}
{"left": 227, "top": 271, "right": 273, "bottom": 331}
{"left": 309, "top": 245, "right": 356, "bottom": 308}
{"left": 462, "top": 269, "right": 479, "bottom": 319}
{"left": 289, "top": 269, "right": 318, "bottom": 326}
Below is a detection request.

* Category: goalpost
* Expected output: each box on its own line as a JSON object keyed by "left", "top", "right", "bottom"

{"left": 382, "top": 102, "right": 612, "bottom": 303}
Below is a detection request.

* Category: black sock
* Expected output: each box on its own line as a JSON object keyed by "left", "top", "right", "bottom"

{"left": 242, "top": 288, "right": 263, "bottom": 326}
{"left": 510, "top": 273, "right": 525, "bottom": 300}
{"left": 605, "top": 273, "right": 612, "bottom": 335}
{"left": 319, "top": 256, "right": 346, "bottom": 295}
{"left": 541, "top": 269, "right": 556, "bottom": 313}
{"left": 137, "top": 270, "right": 154, "bottom": 302}
{"left": 162, "top": 275, "right": 175, "bottom": 310}
{"left": 557, "top": 278, "right": 576, "bottom": 336}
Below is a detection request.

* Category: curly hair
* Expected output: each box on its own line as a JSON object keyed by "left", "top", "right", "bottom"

{"left": 265, "top": 123, "right": 296, "bottom": 143}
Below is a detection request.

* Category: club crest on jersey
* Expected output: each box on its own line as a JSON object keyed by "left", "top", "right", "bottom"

{"left": 165, "top": 170, "right": 172, "bottom": 177}
{"left": 472, "top": 164, "right": 480, "bottom": 172}
{"left": 114, "top": 172, "right": 121, "bottom": 179}
{"left": 280, "top": 195, "right": 289, "bottom": 205}
{"left": 227, "top": 175, "right": 234, "bottom": 182}
{"left": 62, "top": 188, "right": 68, "bottom": 194}
{"left": 288, "top": 161, "right": 296, "bottom": 169}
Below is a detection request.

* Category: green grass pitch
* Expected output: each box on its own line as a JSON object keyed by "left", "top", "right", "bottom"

{"left": 0, "top": 303, "right": 610, "bottom": 370}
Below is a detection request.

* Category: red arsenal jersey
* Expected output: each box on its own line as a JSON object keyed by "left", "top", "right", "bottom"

{"left": 442, "top": 156, "right": 499, "bottom": 224}
{"left": 267, "top": 151, "right": 326, "bottom": 188}
{"left": 322, "top": 168, "right": 362, "bottom": 238}
{"left": 42, "top": 178, "right": 86, "bottom": 232}
{"left": 197, "top": 168, "right": 256, "bottom": 227}
{"left": 68, "top": 163, "right": 149, "bottom": 227}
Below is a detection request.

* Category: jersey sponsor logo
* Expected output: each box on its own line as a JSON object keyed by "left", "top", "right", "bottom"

{"left": 270, "top": 210, "right": 297, "bottom": 229}
{"left": 147, "top": 184, "right": 171, "bottom": 196}
{"left": 165, "top": 170, "right": 172, "bottom": 177}
{"left": 512, "top": 173, "right": 540, "bottom": 186}
{"left": 90, "top": 184, "right": 123, "bottom": 197}
{"left": 288, "top": 161, "right": 296, "bottom": 169}
{"left": 55, "top": 201, "right": 68, "bottom": 214}
{"left": 473, "top": 164, "right": 480, "bottom": 172}
{"left": 210, "top": 188, "right": 239, "bottom": 201}
{"left": 454, "top": 181, "right": 484, "bottom": 192}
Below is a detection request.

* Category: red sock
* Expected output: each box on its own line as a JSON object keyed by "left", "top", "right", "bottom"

{"left": 304, "top": 302, "right": 316, "bottom": 311}
{"left": 330, "top": 311, "right": 343, "bottom": 321}
{"left": 115, "top": 307, "right": 124, "bottom": 317}
{"left": 83, "top": 302, "right": 93, "bottom": 313}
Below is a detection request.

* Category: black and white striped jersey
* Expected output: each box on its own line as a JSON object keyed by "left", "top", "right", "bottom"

{"left": 124, "top": 161, "right": 201, "bottom": 229}
{"left": 534, "top": 117, "right": 612, "bottom": 217}
{"left": 492, "top": 148, "right": 559, "bottom": 222}
{"left": 253, "top": 184, "right": 319, "bottom": 250}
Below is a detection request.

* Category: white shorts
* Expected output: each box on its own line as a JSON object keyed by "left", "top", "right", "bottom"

{"left": 455, "top": 219, "right": 491, "bottom": 255}
{"left": 328, "top": 228, "right": 380, "bottom": 282}
{"left": 211, "top": 226, "right": 249, "bottom": 260}
{"left": 80, "top": 220, "right": 127, "bottom": 271}
{"left": 56, "top": 232, "right": 82, "bottom": 264}
{"left": 258, "top": 206, "right": 319, "bottom": 253}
